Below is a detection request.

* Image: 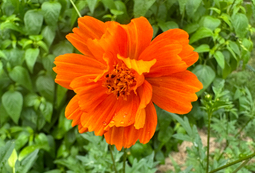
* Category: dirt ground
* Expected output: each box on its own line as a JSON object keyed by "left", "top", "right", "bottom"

{"left": 157, "top": 129, "right": 223, "bottom": 172}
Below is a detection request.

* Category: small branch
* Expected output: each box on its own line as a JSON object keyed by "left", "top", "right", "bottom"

{"left": 109, "top": 145, "right": 117, "bottom": 173}
{"left": 206, "top": 111, "right": 212, "bottom": 173}
{"left": 69, "top": 0, "right": 82, "bottom": 17}
{"left": 209, "top": 152, "right": 255, "bottom": 173}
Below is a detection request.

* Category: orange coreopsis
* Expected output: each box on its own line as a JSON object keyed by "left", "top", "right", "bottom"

{"left": 53, "top": 16, "right": 203, "bottom": 150}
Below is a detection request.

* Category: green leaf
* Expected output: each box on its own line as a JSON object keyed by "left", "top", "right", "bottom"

{"left": 2, "top": 91, "right": 23, "bottom": 124}
{"left": 200, "top": 16, "right": 221, "bottom": 31}
{"left": 178, "top": 0, "right": 188, "bottom": 15}
{"left": 9, "top": 66, "right": 33, "bottom": 90}
{"left": 194, "top": 44, "right": 210, "bottom": 53}
{"left": 0, "top": 51, "right": 7, "bottom": 60}
{"left": 220, "top": 13, "right": 232, "bottom": 29}
{"left": 8, "top": 149, "right": 17, "bottom": 168}
{"left": 101, "top": 0, "right": 116, "bottom": 9}
{"left": 158, "top": 126, "right": 173, "bottom": 143}
{"left": 41, "top": 1, "right": 61, "bottom": 26}
{"left": 133, "top": 0, "right": 156, "bottom": 17}
{"left": 41, "top": 26, "right": 56, "bottom": 47}
{"left": 189, "top": 27, "right": 213, "bottom": 44}
{"left": 231, "top": 13, "right": 249, "bottom": 38}
{"left": 40, "top": 101, "right": 53, "bottom": 122}
{"left": 24, "top": 10, "right": 43, "bottom": 35}
{"left": 25, "top": 48, "right": 39, "bottom": 73}
{"left": 229, "top": 41, "right": 240, "bottom": 58}
{"left": 186, "top": 0, "right": 202, "bottom": 17}
{"left": 17, "top": 149, "right": 39, "bottom": 173}
{"left": 52, "top": 41, "right": 74, "bottom": 56}
{"left": 86, "top": 0, "right": 98, "bottom": 14}
{"left": 0, "top": 141, "right": 15, "bottom": 169}
{"left": 192, "top": 65, "right": 216, "bottom": 96}
{"left": 36, "top": 75, "right": 54, "bottom": 103}
{"left": 56, "top": 85, "right": 68, "bottom": 108}
{"left": 42, "top": 54, "right": 55, "bottom": 72}
{"left": 214, "top": 51, "right": 225, "bottom": 69}
{"left": 158, "top": 21, "right": 178, "bottom": 32}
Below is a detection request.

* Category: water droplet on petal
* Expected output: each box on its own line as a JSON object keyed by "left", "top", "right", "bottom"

{"left": 103, "top": 122, "right": 107, "bottom": 126}
{"left": 120, "top": 121, "right": 124, "bottom": 124}
{"left": 110, "top": 120, "right": 115, "bottom": 124}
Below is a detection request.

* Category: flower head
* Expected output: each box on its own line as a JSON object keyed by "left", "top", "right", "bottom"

{"left": 53, "top": 16, "right": 203, "bottom": 150}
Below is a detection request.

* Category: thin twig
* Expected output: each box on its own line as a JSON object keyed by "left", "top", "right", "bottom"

{"left": 123, "top": 148, "right": 127, "bottom": 173}
{"left": 109, "top": 145, "right": 117, "bottom": 173}
{"left": 232, "top": 159, "right": 250, "bottom": 173}
{"left": 69, "top": 0, "right": 82, "bottom": 17}
{"left": 209, "top": 152, "right": 255, "bottom": 173}
{"left": 206, "top": 111, "right": 212, "bottom": 173}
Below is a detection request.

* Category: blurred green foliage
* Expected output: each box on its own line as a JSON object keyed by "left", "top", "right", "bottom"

{"left": 0, "top": 0, "right": 255, "bottom": 172}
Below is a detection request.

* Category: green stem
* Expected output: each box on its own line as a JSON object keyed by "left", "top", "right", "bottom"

{"left": 69, "top": 0, "right": 82, "bottom": 17}
{"left": 232, "top": 159, "right": 250, "bottom": 173}
{"left": 209, "top": 152, "right": 255, "bottom": 173}
{"left": 123, "top": 148, "right": 127, "bottom": 173}
{"left": 206, "top": 111, "right": 212, "bottom": 173}
{"left": 109, "top": 145, "right": 117, "bottom": 173}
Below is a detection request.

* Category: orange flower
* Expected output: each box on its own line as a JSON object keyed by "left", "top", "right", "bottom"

{"left": 53, "top": 16, "right": 203, "bottom": 150}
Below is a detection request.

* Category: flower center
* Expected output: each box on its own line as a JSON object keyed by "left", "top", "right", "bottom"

{"left": 104, "top": 63, "right": 136, "bottom": 100}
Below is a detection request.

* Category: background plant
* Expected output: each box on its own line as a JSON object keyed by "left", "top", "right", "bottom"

{"left": 0, "top": 0, "right": 255, "bottom": 172}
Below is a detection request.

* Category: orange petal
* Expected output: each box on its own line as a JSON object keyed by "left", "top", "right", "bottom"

{"left": 76, "top": 16, "right": 106, "bottom": 40}
{"left": 104, "top": 125, "right": 139, "bottom": 151}
{"left": 87, "top": 24, "right": 128, "bottom": 65}
{"left": 104, "top": 101, "right": 157, "bottom": 150}
{"left": 66, "top": 16, "right": 106, "bottom": 56}
{"left": 53, "top": 53, "right": 106, "bottom": 89}
{"left": 65, "top": 95, "right": 83, "bottom": 127}
{"left": 139, "top": 38, "right": 188, "bottom": 77}
{"left": 152, "top": 28, "right": 189, "bottom": 45}
{"left": 147, "top": 70, "right": 203, "bottom": 114}
{"left": 137, "top": 101, "right": 157, "bottom": 144}
{"left": 152, "top": 29, "right": 198, "bottom": 67}
{"left": 117, "top": 55, "right": 156, "bottom": 75}
{"left": 105, "top": 92, "right": 140, "bottom": 129}
{"left": 80, "top": 94, "right": 119, "bottom": 136}
{"left": 134, "top": 80, "right": 153, "bottom": 129}
{"left": 70, "top": 77, "right": 108, "bottom": 112}
{"left": 178, "top": 44, "right": 199, "bottom": 67}
{"left": 121, "top": 17, "right": 153, "bottom": 59}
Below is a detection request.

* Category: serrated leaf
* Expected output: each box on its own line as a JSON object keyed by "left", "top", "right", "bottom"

{"left": 2, "top": 91, "right": 23, "bottom": 124}
{"left": 25, "top": 48, "right": 39, "bottom": 73}
{"left": 41, "top": 1, "right": 61, "bottom": 26}
{"left": 214, "top": 51, "right": 225, "bottom": 69}
{"left": 133, "top": 0, "right": 156, "bottom": 17}
{"left": 192, "top": 65, "right": 215, "bottom": 96}
{"left": 9, "top": 66, "right": 33, "bottom": 90}
{"left": 24, "top": 10, "right": 43, "bottom": 35}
